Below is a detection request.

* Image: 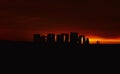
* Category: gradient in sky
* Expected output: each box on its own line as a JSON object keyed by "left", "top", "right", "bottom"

{"left": 0, "top": 0, "right": 120, "bottom": 44}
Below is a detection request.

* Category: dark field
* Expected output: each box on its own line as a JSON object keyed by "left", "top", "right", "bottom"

{"left": 0, "top": 40, "right": 120, "bottom": 49}
{"left": 0, "top": 40, "right": 119, "bottom": 64}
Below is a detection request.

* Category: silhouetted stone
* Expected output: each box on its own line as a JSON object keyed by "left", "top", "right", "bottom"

{"left": 47, "top": 34, "right": 55, "bottom": 44}
{"left": 33, "top": 34, "right": 41, "bottom": 42}
{"left": 85, "top": 38, "right": 90, "bottom": 45}
{"left": 78, "top": 35, "right": 86, "bottom": 44}
{"left": 61, "top": 33, "right": 69, "bottom": 43}
{"left": 97, "top": 41, "right": 100, "bottom": 44}
{"left": 70, "top": 32, "right": 78, "bottom": 44}
{"left": 56, "top": 34, "right": 64, "bottom": 44}
{"left": 40, "top": 36, "right": 46, "bottom": 43}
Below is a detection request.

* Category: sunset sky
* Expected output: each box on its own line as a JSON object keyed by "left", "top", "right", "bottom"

{"left": 0, "top": 0, "right": 120, "bottom": 44}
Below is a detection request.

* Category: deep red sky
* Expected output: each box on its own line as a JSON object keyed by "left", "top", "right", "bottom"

{"left": 0, "top": 0, "right": 120, "bottom": 43}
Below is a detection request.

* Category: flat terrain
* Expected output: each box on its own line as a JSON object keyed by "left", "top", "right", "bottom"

{"left": 0, "top": 40, "right": 120, "bottom": 49}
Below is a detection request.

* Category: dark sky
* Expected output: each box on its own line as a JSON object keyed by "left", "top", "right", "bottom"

{"left": 0, "top": 0, "right": 120, "bottom": 41}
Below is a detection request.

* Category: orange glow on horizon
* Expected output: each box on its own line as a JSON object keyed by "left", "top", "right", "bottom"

{"left": 0, "top": 29, "right": 120, "bottom": 44}
{"left": 88, "top": 37, "right": 120, "bottom": 44}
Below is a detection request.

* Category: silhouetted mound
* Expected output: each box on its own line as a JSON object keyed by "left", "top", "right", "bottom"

{"left": 0, "top": 40, "right": 120, "bottom": 49}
